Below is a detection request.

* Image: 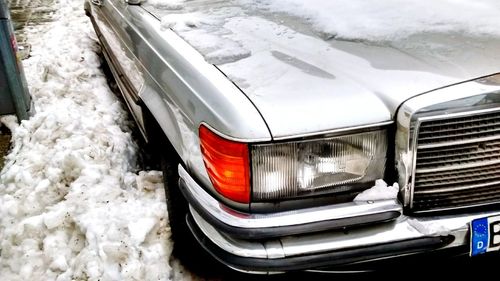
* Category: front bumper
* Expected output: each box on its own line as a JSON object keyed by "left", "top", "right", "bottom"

{"left": 179, "top": 165, "right": 500, "bottom": 273}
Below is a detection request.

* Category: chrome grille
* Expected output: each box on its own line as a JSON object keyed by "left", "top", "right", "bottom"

{"left": 412, "top": 110, "right": 500, "bottom": 212}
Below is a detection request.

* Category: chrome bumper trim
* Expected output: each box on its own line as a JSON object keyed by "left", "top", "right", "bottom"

{"left": 191, "top": 208, "right": 272, "bottom": 259}
{"left": 188, "top": 210, "right": 453, "bottom": 272}
{"left": 191, "top": 205, "right": 500, "bottom": 260}
{"left": 179, "top": 164, "right": 500, "bottom": 262}
{"left": 179, "top": 165, "right": 402, "bottom": 230}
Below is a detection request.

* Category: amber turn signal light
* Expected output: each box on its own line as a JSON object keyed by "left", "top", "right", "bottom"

{"left": 199, "top": 125, "right": 250, "bottom": 203}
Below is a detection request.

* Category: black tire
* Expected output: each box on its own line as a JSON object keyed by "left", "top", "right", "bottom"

{"left": 160, "top": 143, "right": 227, "bottom": 277}
{"left": 143, "top": 109, "right": 224, "bottom": 277}
{"left": 160, "top": 144, "right": 188, "bottom": 249}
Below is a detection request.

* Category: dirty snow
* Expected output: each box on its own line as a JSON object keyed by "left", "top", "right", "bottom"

{"left": 258, "top": 0, "right": 500, "bottom": 42}
{"left": 0, "top": 0, "right": 195, "bottom": 280}
{"left": 354, "top": 180, "right": 399, "bottom": 202}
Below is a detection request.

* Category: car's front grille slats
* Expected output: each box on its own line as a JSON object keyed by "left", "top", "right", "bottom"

{"left": 412, "top": 110, "right": 500, "bottom": 212}
{"left": 418, "top": 127, "right": 500, "bottom": 144}
{"left": 416, "top": 147, "right": 500, "bottom": 168}
{"left": 416, "top": 159, "right": 500, "bottom": 174}
{"left": 416, "top": 141, "right": 500, "bottom": 161}
{"left": 415, "top": 164, "right": 500, "bottom": 185}
{"left": 414, "top": 179, "right": 500, "bottom": 195}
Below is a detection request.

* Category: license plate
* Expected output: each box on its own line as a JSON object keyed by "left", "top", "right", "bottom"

{"left": 470, "top": 215, "right": 500, "bottom": 256}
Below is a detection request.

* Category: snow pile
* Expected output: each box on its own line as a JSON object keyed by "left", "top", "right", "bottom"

{"left": 354, "top": 180, "right": 399, "bottom": 202}
{"left": 0, "top": 1, "right": 194, "bottom": 280}
{"left": 146, "top": 0, "right": 184, "bottom": 10}
{"left": 257, "top": 0, "right": 500, "bottom": 42}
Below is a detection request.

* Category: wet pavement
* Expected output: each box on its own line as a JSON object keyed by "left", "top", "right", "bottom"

{"left": 8, "top": 0, "right": 57, "bottom": 58}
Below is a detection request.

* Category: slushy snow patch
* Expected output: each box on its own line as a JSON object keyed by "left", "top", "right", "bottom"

{"left": 257, "top": 0, "right": 500, "bottom": 42}
{"left": 407, "top": 219, "right": 451, "bottom": 236}
{"left": 178, "top": 29, "right": 251, "bottom": 64}
{"left": 0, "top": 1, "right": 195, "bottom": 280}
{"left": 159, "top": 9, "right": 251, "bottom": 64}
{"left": 160, "top": 13, "right": 205, "bottom": 31}
{"left": 354, "top": 180, "right": 399, "bottom": 201}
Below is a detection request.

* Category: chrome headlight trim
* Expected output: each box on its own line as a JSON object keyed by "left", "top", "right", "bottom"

{"left": 250, "top": 123, "right": 392, "bottom": 201}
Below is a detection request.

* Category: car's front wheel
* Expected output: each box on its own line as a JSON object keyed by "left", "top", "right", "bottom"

{"left": 159, "top": 136, "right": 225, "bottom": 277}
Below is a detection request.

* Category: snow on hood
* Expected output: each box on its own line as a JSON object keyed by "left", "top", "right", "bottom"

{"left": 258, "top": 0, "right": 500, "bottom": 42}
{"left": 144, "top": 0, "right": 500, "bottom": 138}
{"left": 146, "top": 0, "right": 185, "bottom": 10}
{"left": 0, "top": 1, "right": 196, "bottom": 280}
{"left": 158, "top": 8, "right": 251, "bottom": 65}
{"left": 145, "top": 0, "right": 500, "bottom": 65}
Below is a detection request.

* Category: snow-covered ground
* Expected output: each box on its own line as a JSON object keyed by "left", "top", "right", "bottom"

{"left": 0, "top": 1, "right": 195, "bottom": 280}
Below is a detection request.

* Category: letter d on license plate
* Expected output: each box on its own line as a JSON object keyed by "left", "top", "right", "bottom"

{"left": 471, "top": 215, "right": 500, "bottom": 256}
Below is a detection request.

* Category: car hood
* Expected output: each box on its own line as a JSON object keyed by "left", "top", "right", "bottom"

{"left": 143, "top": 2, "right": 500, "bottom": 139}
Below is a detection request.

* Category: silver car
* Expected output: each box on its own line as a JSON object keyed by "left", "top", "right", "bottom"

{"left": 85, "top": 0, "right": 500, "bottom": 273}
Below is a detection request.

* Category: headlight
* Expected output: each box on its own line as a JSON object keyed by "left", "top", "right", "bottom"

{"left": 251, "top": 129, "right": 388, "bottom": 201}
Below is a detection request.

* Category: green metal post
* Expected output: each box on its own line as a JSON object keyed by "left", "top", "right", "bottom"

{"left": 0, "top": 0, "right": 31, "bottom": 121}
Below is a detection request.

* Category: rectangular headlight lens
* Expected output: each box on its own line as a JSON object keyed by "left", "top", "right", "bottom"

{"left": 251, "top": 129, "right": 387, "bottom": 201}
